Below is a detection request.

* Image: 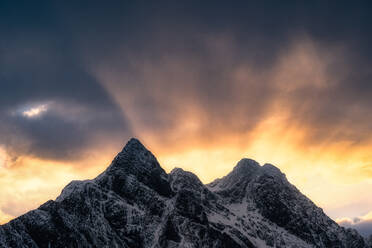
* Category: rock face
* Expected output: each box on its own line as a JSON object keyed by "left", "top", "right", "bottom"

{"left": 0, "top": 138, "right": 370, "bottom": 247}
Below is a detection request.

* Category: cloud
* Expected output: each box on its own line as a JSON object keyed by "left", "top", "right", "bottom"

{"left": 1, "top": 1, "right": 372, "bottom": 162}
{"left": 337, "top": 211, "right": 372, "bottom": 238}
{"left": 0, "top": 10, "right": 133, "bottom": 161}
{"left": 0, "top": 0, "right": 372, "bottom": 225}
{"left": 90, "top": 33, "right": 372, "bottom": 158}
{"left": 0, "top": 99, "right": 131, "bottom": 161}
{"left": 21, "top": 104, "right": 49, "bottom": 118}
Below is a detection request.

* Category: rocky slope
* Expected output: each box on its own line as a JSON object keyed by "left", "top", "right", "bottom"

{"left": 0, "top": 138, "right": 369, "bottom": 247}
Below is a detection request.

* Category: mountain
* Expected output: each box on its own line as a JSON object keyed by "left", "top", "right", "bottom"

{"left": 0, "top": 138, "right": 370, "bottom": 248}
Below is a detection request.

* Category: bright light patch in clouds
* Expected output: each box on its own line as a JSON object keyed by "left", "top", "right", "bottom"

{"left": 22, "top": 104, "right": 48, "bottom": 118}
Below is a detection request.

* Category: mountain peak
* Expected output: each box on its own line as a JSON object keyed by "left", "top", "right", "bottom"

{"left": 262, "top": 163, "right": 285, "bottom": 177}
{"left": 169, "top": 167, "right": 204, "bottom": 192}
{"left": 96, "top": 138, "right": 173, "bottom": 197}
{"left": 121, "top": 137, "right": 147, "bottom": 153}
{"left": 207, "top": 158, "right": 261, "bottom": 192}
{"left": 234, "top": 158, "right": 261, "bottom": 173}
{"left": 111, "top": 137, "right": 153, "bottom": 170}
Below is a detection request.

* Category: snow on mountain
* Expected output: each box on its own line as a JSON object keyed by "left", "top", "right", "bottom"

{"left": 0, "top": 138, "right": 370, "bottom": 247}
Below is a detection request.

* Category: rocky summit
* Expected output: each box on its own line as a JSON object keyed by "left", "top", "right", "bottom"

{"left": 0, "top": 138, "right": 370, "bottom": 248}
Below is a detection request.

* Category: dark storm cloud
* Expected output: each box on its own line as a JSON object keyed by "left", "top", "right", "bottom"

{"left": 1, "top": 1, "right": 372, "bottom": 158}
{"left": 2, "top": 103, "right": 129, "bottom": 160}
{"left": 0, "top": 1, "right": 132, "bottom": 160}
{"left": 279, "top": 44, "right": 372, "bottom": 146}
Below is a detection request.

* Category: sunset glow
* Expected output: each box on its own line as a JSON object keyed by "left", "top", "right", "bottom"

{"left": 0, "top": 1, "right": 371, "bottom": 237}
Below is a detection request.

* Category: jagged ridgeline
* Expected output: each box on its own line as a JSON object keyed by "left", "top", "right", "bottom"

{"left": 0, "top": 138, "right": 370, "bottom": 248}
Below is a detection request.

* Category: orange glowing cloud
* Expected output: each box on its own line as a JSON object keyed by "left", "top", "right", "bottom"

{"left": 89, "top": 35, "right": 372, "bottom": 220}
{"left": 1, "top": 36, "right": 371, "bottom": 226}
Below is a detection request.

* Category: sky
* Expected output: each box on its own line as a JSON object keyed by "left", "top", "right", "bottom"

{"left": 0, "top": 0, "right": 371, "bottom": 236}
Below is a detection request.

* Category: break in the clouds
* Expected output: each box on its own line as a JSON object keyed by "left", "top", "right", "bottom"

{"left": 20, "top": 103, "right": 48, "bottom": 118}
{"left": 0, "top": 1, "right": 371, "bottom": 231}
{"left": 1, "top": 1, "right": 372, "bottom": 159}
